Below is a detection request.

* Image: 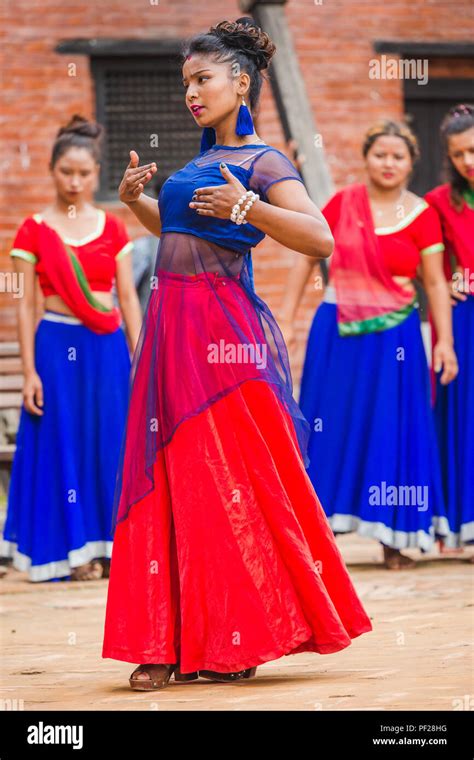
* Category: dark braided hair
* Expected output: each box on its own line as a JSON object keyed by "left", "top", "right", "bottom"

{"left": 50, "top": 114, "right": 104, "bottom": 169}
{"left": 440, "top": 104, "right": 474, "bottom": 210}
{"left": 181, "top": 17, "right": 276, "bottom": 114}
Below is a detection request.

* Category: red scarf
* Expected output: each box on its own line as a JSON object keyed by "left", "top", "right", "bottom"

{"left": 329, "top": 183, "right": 417, "bottom": 336}
{"left": 37, "top": 221, "right": 122, "bottom": 334}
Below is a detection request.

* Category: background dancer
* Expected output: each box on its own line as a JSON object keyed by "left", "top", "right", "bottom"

{"left": 281, "top": 120, "right": 458, "bottom": 570}
{"left": 1, "top": 115, "right": 139, "bottom": 582}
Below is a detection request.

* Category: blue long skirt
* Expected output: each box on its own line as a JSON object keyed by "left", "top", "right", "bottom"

{"left": 0, "top": 311, "right": 131, "bottom": 581}
{"left": 299, "top": 302, "right": 449, "bottom": 551}
{"left": 434, "top": 294, "right": 474, "bottom": 547}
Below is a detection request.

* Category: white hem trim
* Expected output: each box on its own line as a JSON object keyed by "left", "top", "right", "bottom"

{"left": 329, "top": 513, "right": 450, "bottom": 552}
{"left": 439, "top": 520, "right": 474, "bottom": 549}
{"left": 374, "top": 201, "right": 429, "bottom": 235}
{"left": 32, "top": 210, "right": 106, "bottom": 247}
{"left": 115, "top": 241, "right": 133, "bottom": 260}
{"left": 42, "top": 311, "right": 83, "bottom": 325}
{"left": 0, "top": 539, "right": 113, "bottom": 582}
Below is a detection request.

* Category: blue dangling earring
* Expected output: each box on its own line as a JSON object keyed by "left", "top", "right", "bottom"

{"left": 200, "top": 96, "right": 253, "bottom": 151}
{"left": 235, "top": 96, "right": 254, "bottom": 136}
{"left": 200, "top": 127, "right": 216, "bottom": 153}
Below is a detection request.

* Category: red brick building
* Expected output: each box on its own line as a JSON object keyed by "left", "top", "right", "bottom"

{"left": 1, "top": 0, "right": 472, "bottom": 381}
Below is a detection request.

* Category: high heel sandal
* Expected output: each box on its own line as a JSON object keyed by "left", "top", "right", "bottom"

{"left": 129, "top": 663, "right": 199, "bottom": 690}
{"left": 199, "top": 667, "right": 257, "bottom": 682}
{"left": 174, "top": 666, "right": 199, "bottom": 682}
{"left": 129, "top": 663, "right": 177, "bottom": 691}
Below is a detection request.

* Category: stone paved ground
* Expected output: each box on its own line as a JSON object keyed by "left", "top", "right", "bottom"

{"left": 1, "top": 534, "right": 473, "bottom": 711}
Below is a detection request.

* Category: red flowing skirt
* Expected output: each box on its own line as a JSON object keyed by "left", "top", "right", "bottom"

{"left": 102, "top": 376, "right": 373, "bottom": 673}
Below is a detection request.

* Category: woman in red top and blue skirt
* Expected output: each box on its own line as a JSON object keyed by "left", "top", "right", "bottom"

{"left": 284, "top": 120, "right": 458, "bottom": 570}
{"left": 0, "top": 116, "right": 141, "bottom": 582}
{"left": 102, "top": 18, "right": 373, "bottom": 690}
{"left": 425, "top": 104, "right": 474, "bottom": 552}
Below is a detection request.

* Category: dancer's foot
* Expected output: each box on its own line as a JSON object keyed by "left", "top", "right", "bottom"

{"left": 199, "top": 667, "right": 257, "bottom": 682}
{"left": 70, "top": 561, "right": 103, "bottom": 581}
{"left": 129, "top": 663, "right": 176, "bottom": 691}
{"left": 97, "top": 558, "right": 111, "bottom": 577}
{"left": 437, "top": 538, "right": 465, "bottom": 555}
{"left": 382, "top": 545, "right": 417, "bottom": 570}
{"left": 129, "top": 663, "right": 198, "bottom": 690}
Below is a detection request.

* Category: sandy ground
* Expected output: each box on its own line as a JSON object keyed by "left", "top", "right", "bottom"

{"left": 0, "top": 534, "right": 473, "bottom": 712}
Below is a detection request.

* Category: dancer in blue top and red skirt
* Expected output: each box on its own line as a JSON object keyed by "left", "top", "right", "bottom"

{"left": 281, "top": 120, "right": 458, "bottom": 571}
{"left": 102, "top": 18, "right": 373, "bottom": 690}
{"left": 425, "top": 104, "right": 474, "bottom": 553}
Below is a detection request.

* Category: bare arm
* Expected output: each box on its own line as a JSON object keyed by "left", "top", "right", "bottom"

{"left": 124, "top": 193, "right": 162, "bottom": 237}
{"left": 115, "top": 252, "right": 143, "bottom": 355}
{"left": 421, "top": 252, "right": 458, "bottom": 384}
{"left": 190, "top": 166, "right": 334, "bottom": 259}
{"left": 244, "top": 181, "right": 332, "bottom": 349}
{"left": 278, "top": 254, "right": 320, "bottom": 323}
{"left": 12, "top": 258, "right": 44, "bottom": 415}
{"left": 245, "top": 180, "right": 334, "bottom": 259}
{"left": 119, "top": 150, "right": 161, "bottom": 236}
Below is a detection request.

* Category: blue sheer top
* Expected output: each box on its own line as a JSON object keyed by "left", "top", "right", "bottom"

{"left": 158, "top": 144, "right": 305, "bottom": 255}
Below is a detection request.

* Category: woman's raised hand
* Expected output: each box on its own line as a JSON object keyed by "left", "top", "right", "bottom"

{"left": 119, "top": 150, "right": 157, "bottom": 204}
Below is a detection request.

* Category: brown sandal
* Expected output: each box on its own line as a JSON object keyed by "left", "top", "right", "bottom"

{"left": 70, "top": 561, "right": 103, "bottom": 581}
{"left": 382, "top": 546, "right": 417, "bottom": 570}
{"left": 130, "top": 664, "right": 177, "bottom": 691}
{"left": 199, "top": 667, "right": 257, "bottom": 682}
{"left": 97, "top": 558, "right": 111, "bottom": 578}
{"left": 129, "top": 664, "right": 199, "bottom": 691}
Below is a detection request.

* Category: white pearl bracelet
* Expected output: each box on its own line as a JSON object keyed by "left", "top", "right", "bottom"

{"left": 230, "top": 191, "right": 260, "bottom": 225}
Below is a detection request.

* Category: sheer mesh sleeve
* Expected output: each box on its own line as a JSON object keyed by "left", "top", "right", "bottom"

{"left": 248, "top": 148, "right": 305, "bottom": 200}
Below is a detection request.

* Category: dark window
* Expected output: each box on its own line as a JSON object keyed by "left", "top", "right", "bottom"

{"left": 404, "top": 77, "right": 473, "bottom": 195}
{"left": 91, "top": 56, "right": 201, "bottom": 201}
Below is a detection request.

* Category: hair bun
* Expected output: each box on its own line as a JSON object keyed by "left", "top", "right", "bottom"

{"left": 57, "top": 114, "right": 104, "bottom": 141}
{"left": 211, "top": 17, "right": 276, "bottom": 71}
{"left": 449, "top": 103, "right": 474, "bottom": 118}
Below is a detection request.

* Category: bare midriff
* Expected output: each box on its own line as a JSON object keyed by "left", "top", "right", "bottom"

{"left": 44, "top": 291, "right": 114, "bottom": 316}
{"left": 391, "top": 275, "right": 416, "bottom": 295}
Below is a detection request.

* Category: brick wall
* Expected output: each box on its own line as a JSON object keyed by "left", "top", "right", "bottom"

{"left": 1, "top": 0, "right": 472, "bottom": 387}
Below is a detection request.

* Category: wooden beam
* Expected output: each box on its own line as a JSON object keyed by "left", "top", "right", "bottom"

{"left": 55, "top": 39, "right": 182, "bottom": 56}
{"left": 240, "top": 0, "right": 287, "bottom": 6}
{"left": 240, "top": 0, "right": 334, "bottom": 206}
{"left": 374, "top": 40, "right": 474, "bottom": 57}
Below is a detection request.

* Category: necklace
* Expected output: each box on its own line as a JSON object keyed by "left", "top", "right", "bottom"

{"left": 371, "top": 188, "right": 408, "bottom": 218}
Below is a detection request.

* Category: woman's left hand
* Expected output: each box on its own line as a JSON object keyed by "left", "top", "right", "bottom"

{"left": 433, "top": 340, "right": 459, "bottom": 385}
{"left": 189, "top": 163, "right": 250, "bottom": 220}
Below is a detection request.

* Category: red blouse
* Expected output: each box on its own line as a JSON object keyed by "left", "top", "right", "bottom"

{"left": 10, "top": 210, "right": 133, "bottom": 297}
{"left": 322, "top": 190, "right": 445, "bottom": 279}
{"left": 425, "top": 183, "right": 474, "bottom": 273}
